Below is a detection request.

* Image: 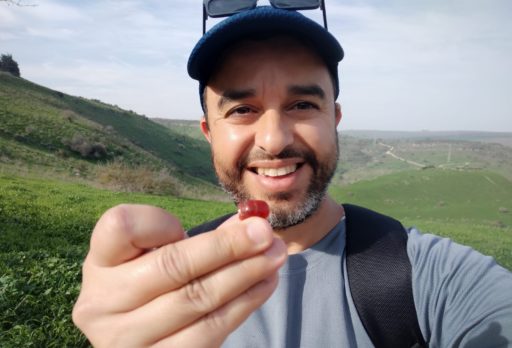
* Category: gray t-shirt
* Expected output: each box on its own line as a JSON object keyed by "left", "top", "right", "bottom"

{"left": 222, "top": 219, "right": 512, "bottom": 347}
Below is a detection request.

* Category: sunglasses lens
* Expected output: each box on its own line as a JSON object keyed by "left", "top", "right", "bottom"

{"left": 205, "top": 0, "right": 256, "bottom": 17}
{"left": 271, "top": 0, "right": 320, "bottom": 10}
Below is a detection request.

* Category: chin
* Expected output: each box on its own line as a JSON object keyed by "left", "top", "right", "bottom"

{"left": 265, "top": 190, "right": 325, "bottom": 230}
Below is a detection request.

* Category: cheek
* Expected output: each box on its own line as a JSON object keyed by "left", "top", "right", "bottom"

{"left": 211, "top": 126, "right": 252, "bottom": 165}
{"left": 296, "top": 120, "right": 336, "bottom": 155}
{"left": 226, "top": 127, "right": 244, "bottom": 143}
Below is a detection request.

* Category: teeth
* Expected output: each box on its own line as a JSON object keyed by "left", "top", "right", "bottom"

{"left": 256, "top": 164, "right": 297, "bottom": 177}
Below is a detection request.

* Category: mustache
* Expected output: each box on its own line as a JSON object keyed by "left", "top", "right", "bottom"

{"left": 237, "top": 147, "right": 319, "bottom": 174}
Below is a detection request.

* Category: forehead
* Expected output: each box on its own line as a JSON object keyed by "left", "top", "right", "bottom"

{"left": 207, "top": 36, "right": 332, "bottom": 91}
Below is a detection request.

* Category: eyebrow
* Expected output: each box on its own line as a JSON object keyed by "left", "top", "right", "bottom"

{"left": 288, "top": 84, "right": 325, "bottom": 99}
{"left": 217, "top": 88, "right": 256, "bottom": 110}
{"left": 216, "top": 84, "right": 325, "bottom": 110}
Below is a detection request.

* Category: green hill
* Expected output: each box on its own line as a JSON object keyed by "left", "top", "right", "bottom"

{"left": 331, "top": 169, "right": 512, "bottom": 268}
{"left": 0, "top": 72, "right": 220, "bottom": 197}
{"left": 335, "top": 134, "right": 512, "bottom": 184}
{"left": 153, "top": 118, "right": 207, "bottom": 142}
{"left": 343, "top": 129, "right": 512, "bottom": 147}
{"left": 331, "top": 169, "right": 512, "bottom": 224}
{"left": 6, "top": 71, "right": 506, "bottom": 193}
{"left": 152, "top": 119, "right": 512, "bottom": 185}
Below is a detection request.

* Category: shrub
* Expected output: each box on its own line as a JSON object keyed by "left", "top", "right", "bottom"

{"left": 69, "top": 134, "right": 90, "bottom": 157}
{"left": 65, "top": 133, "right": 107, "bottom": 159}
{"left": 0, "top": 54, "right": 20, "bottom": 77}
{"left": 90, "top": 143, "right": 107, "bottom": 159}
{"left": 95, "top": 161, "right": 182, "bottom": 195}
{"left": 61, "top": 110, "right": 76, "bottom": 122}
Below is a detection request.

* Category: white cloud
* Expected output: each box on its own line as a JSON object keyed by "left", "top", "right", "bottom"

{"left": 0, "top": 4, "right": 18, "bottom": 27}
{"left": 24, "top": 1, "right": 87, "bottom": 22}
{"left": 25, "top": 26, "right": 76, "bottom": 39}
{"left": 326, "top": 1, "right": 512, "bottom": 131}
{"left": 1, "top": 0, "right": 511, "bottom": 130}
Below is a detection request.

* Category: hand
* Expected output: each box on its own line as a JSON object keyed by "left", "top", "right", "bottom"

{"left": 73, "top": 204, "right": 287, "bottom": 347}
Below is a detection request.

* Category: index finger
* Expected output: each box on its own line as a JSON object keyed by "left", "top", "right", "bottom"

{"left": 88, "top": 204, "right": 186, "bottom": 267}
{"left": 88, "top": 216, "right": 278, "bottom": 312}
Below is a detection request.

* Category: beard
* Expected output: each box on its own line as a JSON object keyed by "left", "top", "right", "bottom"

{"left": 212, "top": 134, "right": 339, "bottom": 230}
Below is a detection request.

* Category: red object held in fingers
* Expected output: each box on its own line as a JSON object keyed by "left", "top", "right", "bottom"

{"left": 238, "top": 200, "right": 270, "bottom": 220}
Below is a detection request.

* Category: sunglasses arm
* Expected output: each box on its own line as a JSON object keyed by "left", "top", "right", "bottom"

{"left": 202, "top": 5, "right": 207, "bottom": 35}
{"left": 321, "top": 0, "right": 328, "bottom": 30}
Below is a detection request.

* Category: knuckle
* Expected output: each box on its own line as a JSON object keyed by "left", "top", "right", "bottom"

{"left": 72, "top": 297, "right": 94, "bottom": 330}
{"left": 71, "top": 303, "right": 84, "bottom": 328}
{"left": 203, "top": 308, "right": 227, "bottom": 333}
{"left": 73, "top": 298, "right": 128, "bottom": 347}
{"left": 157, "top": 243, "right": 193, "bottom": 286}
{"left": 237, "top": 258, "right": 257, "bottom": 278}
{"left": 183, "top": 278, "right": 217, "bottom": 313}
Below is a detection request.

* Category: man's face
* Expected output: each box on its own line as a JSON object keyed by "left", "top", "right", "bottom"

{"left": 201, "top": 37, "right": 342, "bottom": 229}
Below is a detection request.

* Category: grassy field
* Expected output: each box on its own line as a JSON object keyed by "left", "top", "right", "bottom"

{"left": 330, "top": 168, "right": 512, "bottom": 269}
{"left": 1, "top": 169, "right": 511, "bottom": 346}
{"left": 330, "top": 169, "right": 512, "bottom": 224}
{"left": 0, "top": 174, "right": 234, "bottom": 347}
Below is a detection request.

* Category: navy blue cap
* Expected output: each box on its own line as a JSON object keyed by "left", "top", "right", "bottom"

{"left": 187, "top": 6, "right": 344, "bottom": 110}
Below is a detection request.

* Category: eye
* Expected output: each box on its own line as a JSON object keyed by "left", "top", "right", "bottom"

{"left": 227, "top": 105, "right": 255, "bottom": 117}
{"left": 291, "top": 101, "right": 319, "bottom": 110}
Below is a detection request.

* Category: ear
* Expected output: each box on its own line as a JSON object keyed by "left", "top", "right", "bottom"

{"left": 200, "top": 116, "right": 211, "bottom": 143}
{"left": 334, "top": 102, "right": 342, "bottom": 127}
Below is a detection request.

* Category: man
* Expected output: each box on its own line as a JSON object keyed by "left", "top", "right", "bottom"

{"left": 73, "top": 3, "right": 512, "bottom": 347}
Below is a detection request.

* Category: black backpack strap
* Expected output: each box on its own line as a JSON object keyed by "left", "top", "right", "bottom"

{"left": 188, "top": 205, "right": 426, "bottom": 347}
{"left": 344, "top": 204, "right": 426, "bottom": 348}
{"left": 187, "top": 213, "right": 235, "bottom": 237}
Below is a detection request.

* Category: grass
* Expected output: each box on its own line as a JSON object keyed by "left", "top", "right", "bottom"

{"left": 0, "top": 174, "right": 234, "bottom": 347}
{"left": 1, "top": 169, "right": 511, "bottom": 346}
{"left": 330, "top": 169, "right": 512, "bottom": 223}
{"left": 330, "top": 168, "right": 512, "bottom": 269}
{"left": 0, "top": 72, "right": 217, "bottom": 185}
{"left": 400, "top": 219, "right": 512, "bottom": 270}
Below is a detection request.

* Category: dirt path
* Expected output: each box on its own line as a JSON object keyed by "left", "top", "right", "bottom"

{"left": 484, "top": 175, "right": 497, "bottom": 185}
{"left": 378, "top": 142, "right": 426, "bottom": 168}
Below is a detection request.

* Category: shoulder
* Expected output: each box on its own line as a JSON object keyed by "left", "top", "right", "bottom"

{"left": 407, "top": 228, "right": 512, "bottom": 346}
{"left": 406, "top": 228, "right": 511, "bottom": 286}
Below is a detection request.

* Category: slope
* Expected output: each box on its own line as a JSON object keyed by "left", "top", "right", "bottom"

{"left": 0, "top": 72, "right": 218, "bottom": 191}
{"left": 330, "top": 168, "right": 512, "bottom": 225}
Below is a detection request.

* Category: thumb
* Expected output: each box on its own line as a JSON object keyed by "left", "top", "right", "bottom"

{"left": 88, "top": 204, "right": 185, "bottom": 267}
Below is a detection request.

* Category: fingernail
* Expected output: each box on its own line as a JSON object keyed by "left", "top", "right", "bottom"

{"left": 246, "top": 220, "right": 269, "bottom": 247}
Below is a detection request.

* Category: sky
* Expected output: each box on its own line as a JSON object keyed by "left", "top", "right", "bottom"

{"left": 1, "top": 0, "right": 511, "bottom": 131}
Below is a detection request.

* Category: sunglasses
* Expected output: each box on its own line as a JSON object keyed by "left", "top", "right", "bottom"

{"left": 202, "top": 0, "right": 328, "bottom": 34}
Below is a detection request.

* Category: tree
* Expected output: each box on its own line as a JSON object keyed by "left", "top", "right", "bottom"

{"left": 0, "top": 54, "right": 21, "bottom": 77}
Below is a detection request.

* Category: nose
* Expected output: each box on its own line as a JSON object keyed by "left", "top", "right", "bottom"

{"left": 254, "top": 110, "right": 294, "bottom": 156}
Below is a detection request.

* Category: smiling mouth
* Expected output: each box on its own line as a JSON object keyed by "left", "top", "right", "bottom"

{"left": 249, "top": 164, "right": 303, "bottom": 177}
